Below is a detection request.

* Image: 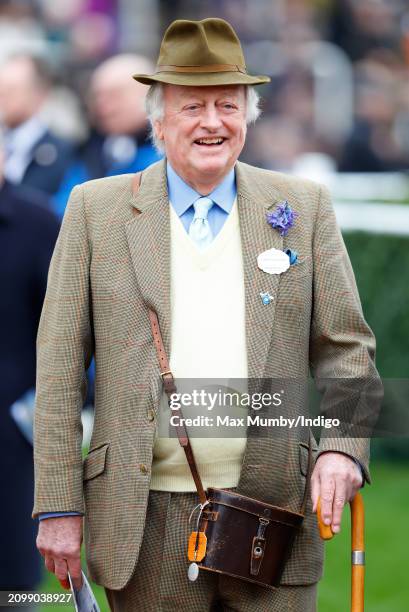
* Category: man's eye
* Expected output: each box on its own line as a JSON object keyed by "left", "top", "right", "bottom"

{"left": 185, "top": 105, "right": 200, "bottom": 111}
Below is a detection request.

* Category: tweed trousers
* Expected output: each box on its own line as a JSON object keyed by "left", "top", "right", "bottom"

{"left": 104, "top": 490, "right": 317, "bottom": 612}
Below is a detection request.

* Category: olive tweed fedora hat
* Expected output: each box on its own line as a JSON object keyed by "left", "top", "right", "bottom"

{"left": 132, "top": 18, "right": 270, "bottom": 87}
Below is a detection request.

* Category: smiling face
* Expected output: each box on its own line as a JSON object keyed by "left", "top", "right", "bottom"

{"left": 154, "top": 84, "right": 247, "bottom": 193}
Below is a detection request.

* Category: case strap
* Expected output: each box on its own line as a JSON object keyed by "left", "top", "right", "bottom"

{"left": 300, "top": 439, "right": 313, "bottom": 515}
{"left": 131, "top": 172, "right": 313, "bottom": 515}
{"left": 148, "top": 309, "right": 207, "bottom": 505}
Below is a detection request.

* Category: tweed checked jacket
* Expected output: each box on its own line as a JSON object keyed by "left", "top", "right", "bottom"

{"left": 33, "top": 159, "right": 379, "bottom": 590}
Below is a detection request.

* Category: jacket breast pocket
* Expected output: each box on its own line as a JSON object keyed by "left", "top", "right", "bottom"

{"left": 285, "top": 255, "right": 312, "bottom": 281}
{"left": 83, "top": 443, "right": 109, "bottom": 481}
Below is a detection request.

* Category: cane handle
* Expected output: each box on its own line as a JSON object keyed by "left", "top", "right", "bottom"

{"left": 316, "top": 497, "right": 334, "bottom": 540}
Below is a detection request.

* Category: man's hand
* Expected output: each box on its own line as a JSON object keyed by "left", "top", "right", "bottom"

{"left": 310, "top": 452, "right": 363, "bottom": 534}
{"left": 36, "top": 516, "right": 83, "bottom": 590}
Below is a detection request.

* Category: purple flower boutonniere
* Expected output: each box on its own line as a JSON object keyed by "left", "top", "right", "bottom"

{"left": 266, "top": 200, "right": 297, "bottom": 236}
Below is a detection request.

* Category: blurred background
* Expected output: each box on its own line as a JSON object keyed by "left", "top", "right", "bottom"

{"left": 0, "top": 0, "right": 408, "bottom": 610}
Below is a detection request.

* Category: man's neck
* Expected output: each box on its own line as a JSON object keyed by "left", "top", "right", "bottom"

{"left": 169, "top": 165, "right": 233, "bottom": 195}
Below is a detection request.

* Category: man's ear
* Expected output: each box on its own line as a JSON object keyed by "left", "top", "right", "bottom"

{"left": 154, "top": 120, "right": 164, "bottom": 142}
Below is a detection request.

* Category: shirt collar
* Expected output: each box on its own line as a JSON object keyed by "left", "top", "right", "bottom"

{"left": 166, "top": 161, "right": 236, "bottom": 217}
{"left": 4, "top": 113, "right": 47, "bottom": 154}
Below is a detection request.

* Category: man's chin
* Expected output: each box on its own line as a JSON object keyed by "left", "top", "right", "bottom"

{"left": 191, "top": 157, "right": 232, "bottom": 176}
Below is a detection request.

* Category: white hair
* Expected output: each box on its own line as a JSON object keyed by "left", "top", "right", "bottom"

{"left": 145, "top": 83, "right": 261, "bottom": 153}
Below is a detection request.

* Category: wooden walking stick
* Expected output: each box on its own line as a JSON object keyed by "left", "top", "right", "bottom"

{"left": 317, "top": 493, "right": 365, "bottom": 612}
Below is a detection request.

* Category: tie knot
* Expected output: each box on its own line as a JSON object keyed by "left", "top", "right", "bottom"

{"left": 193, "top": 197, "right": 213, "bottom": 220}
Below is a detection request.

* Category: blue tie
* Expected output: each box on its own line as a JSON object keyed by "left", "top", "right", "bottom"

{"left": 189, "top": 197, "right": 214, "bottom": 249}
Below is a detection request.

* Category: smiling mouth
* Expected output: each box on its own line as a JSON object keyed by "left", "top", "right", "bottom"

{"left": 194, "top": 137, "right": 226, "bottom": 146}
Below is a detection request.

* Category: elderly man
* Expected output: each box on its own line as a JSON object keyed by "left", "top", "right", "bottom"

{"left": 34, "top": 18, "right": 378, "bottom": 611}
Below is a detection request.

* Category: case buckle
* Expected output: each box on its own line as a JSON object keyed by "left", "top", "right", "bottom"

{"left": 250, "top": 517, "right": 269, "bottom": 576}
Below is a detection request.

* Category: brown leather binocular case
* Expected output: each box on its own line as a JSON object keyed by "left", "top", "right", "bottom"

{"left": 197, "top": 486, "right": 307, "bottom": 588}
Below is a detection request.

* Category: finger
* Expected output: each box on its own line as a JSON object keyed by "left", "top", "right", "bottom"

{"left": 310, "top": 474, "right": 320, "bottom": 513}
{"left": 54, "top": 558, "right": 69, "bottom": 587}
{"left": 320, "top": 478, "right": 335, "bottom": 525}
{"left": 44, "top": 555, "right": 55, "bottom": 574}
{"left": 67, "top": 557, "right": 83, "bottom": 590}
{"left": 331, "top": 478, "right": 347, "bottom": 534}
{"left": 351, "top": 463, "right": 363, "bottom": 494}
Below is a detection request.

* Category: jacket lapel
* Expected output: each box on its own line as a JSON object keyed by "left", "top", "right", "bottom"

{"left": 125, "top": 160, "right": 172, "bottom": 354}
{"left": 235, "top": 163, "right": 291, "bottom": 501}
{"left": 235, "top": 162, "right": 284, "bottom": 379}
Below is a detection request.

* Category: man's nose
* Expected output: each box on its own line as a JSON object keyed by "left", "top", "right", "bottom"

{"left": 200, "top": 105, "right": 223, "bottom": 130}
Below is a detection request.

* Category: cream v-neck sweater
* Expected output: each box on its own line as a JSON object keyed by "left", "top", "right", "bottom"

{"left": 150, "top": 200, "right": 248, "bottom": 491}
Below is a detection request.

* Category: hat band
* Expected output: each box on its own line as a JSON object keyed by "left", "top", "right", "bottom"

{"left": 156, "top": 63, "right": 247, "bottom": 74}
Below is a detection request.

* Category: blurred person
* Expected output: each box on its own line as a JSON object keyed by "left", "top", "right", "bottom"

{"left": 243, "top": 115, "right": 309, "bottom": 170}
{"left": 54, "top": 54, "right": 162, "bottom": 216}
{"left": 0, "top": 132, "right": 60, "bottom": 600}
{"left": 0, "top": 54, "right": 74, "bottom": 197}
{"left": 0, "top": 2, "right": 45, "bottom": 61}
{"left": 33, "top": 18, "right": 380, "bottom": 611}
{"left": 0, "top": 0, "right": 38, "bottom": 20}
{"left": 69, "top": 11, "right": 117, "bottom": 60}
{"left": 339, "top": 55, "right": 408, "bottom": 172}
{"left": 327, "top": 0, "right": 402, "bottom": 62}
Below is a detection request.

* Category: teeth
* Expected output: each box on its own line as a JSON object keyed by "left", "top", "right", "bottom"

{"left": 197, "top": 138, "right": 224, "bottom": 144}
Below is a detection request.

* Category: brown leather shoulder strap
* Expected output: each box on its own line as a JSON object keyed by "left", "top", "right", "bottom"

{"left": 300, "top": 439, "right": 313, "bottom": 515}
{"left": 148, "top": 309, "right": 207, "bottom": 506}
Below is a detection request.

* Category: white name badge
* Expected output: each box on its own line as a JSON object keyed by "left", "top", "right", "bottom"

{"left": 257, "top": 248, "right": 290, "bottom": 275}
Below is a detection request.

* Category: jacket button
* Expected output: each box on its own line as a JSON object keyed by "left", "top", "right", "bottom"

{"left": 139, "top": 463, "right": 148, "bottom": 474}
{"left": 147, "top": 409, "right": 155, "bottom": 422}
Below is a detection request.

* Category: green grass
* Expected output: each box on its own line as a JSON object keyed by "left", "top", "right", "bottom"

{"left": 39, "top": 462, "right": 408, "bottom": 611}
